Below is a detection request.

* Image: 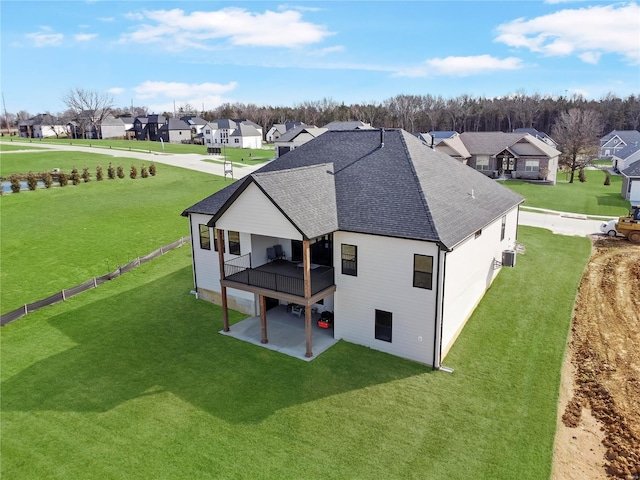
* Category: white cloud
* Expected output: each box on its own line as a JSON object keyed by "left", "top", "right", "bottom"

{"left": 120, "top": 7, "right": 332, "bottom": 51}
{"left": 75, "top": 33, "right": 98, "bottom": 42}
{"left": 26, "top": 29, "right": 64, "bottom": 47}
{"left": 496, "top": 3, "right": 640, "bottom": 64}
{"left": 107, "top": 87, "right": 125, "bottom": 95}
{"left": 98, "top": 17, "right": 114, "bottom": 22}
{"left": 395, "top": 55, "right": 523, "bottom": 78}
{"left": 277, "top": 4, "right": 323, "bottom": 13}
{"left": 310, "top": 45, "right": 344, "bottom": 56}
{"left": 133, "top": 81, "right": 238, "bottom": 100}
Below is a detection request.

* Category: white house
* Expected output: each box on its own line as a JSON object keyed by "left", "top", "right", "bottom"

{"left": 182, "top": 129, "right": 524, "bottom": 367}
{"left": 19, "top": 114, "right": 66, "bottom": 138}
{"left": 202, "top": 119, "right": 263, "bottom": 148}
{"left": 611, "top": 144, "right": 640, "bottom": 172}
{"left": 266, "top": 122, "right": 305, "bottom": 142}
{"left": 621, "top": 160, "right": 640, "bottom": 204}
{"left": 159, "top": 118, "right": 191, "bottom": 143}
{"left": 99, "top": 115, "right": 126, "bottom": 139}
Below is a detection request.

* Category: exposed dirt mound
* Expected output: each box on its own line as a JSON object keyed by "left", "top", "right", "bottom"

{"left": 555, "top": 237, "right": 640, "bottom": 479}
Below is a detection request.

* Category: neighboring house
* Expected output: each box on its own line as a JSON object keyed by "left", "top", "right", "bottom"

{"left": 99, "top": 115, "right": 126, "bottom": 139}
{"left": 19, "top": 114, "right": 66, "bottom": 138}
{"left": 323, "top": 120, "right": 373, "bottom": 130}
{"left": 266, "top": 122, "right": 305, "bottom": 142}
{"left": 181, "top": 116, "right": 209, "bottom": 137}
{"left": 621, "top": 160, "right": 640, "bottom": 204}
{"left": 513, "top": 128, "right": 557, "bottom": 147}
{"left": 159, "top": 118, "right": 191, "bottom": 143}
{"left": 428, "top": 131, "right": 458, "bottom": 145}
{"left": 611, "top": 143, "right": 640, "bottom": 172}
{"left": 599, "top": 130, "right": 640, "bottom": 158}
{"left": 431, "top": 134, "right": 471, "bottom": 164}
{"left": 131, "top": 114, "right": 165, "bottom": 141}
{"left": 442, "top": 132, "right": 561, "bottom": 184}
{"left": 202, "top": 119, "right": 262, "bottom": 148}
{"left": 273, "top": 125, "right": 327, "bottom": 158}
{"left": 182, "top": 129, "right": 524, "bottom": 367}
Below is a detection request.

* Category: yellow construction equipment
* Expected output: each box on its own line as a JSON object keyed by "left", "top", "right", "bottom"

{"left": 617, "top": 205, "right": 640, "bottom": 244}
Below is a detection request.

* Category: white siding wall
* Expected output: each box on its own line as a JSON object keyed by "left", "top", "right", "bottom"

{"left": 216, "top": 183, "right": 303, "bottom": 240}
{"left": 100, "top": 124, "right": 125, "bottom": 139}
{"left": 333, "top": 232, "right": 439, "bottom": 365}
{"left": 440, "top": 207, "right": 519, "bottom": 357}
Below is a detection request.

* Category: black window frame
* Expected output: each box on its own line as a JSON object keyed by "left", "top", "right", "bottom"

{"left": 413, "top": 254, "right": 433, "bottom": 290}
{"left": 213, "top": 229, "right": 225, "bottom": 253}
{"left": 375, "top": 309, "right": 392, "bottom": 343}
{"left": 341, "top": 244, "right": 357, "bottom": 276}
{"left": 199, "top": 224, "right": 211, "bottom": 250}
{"left": 228, "top": 231, "right": 241, "bottom": 255}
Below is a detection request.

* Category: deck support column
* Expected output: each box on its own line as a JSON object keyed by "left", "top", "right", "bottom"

{"left": 303, "top": 239, "right": 313, "bottom": 358}
{"left": 259, "top": 295, "right": 268, "bottom": 344}
{"left": 216, "top": 228, "right": 229, "bottom": 332}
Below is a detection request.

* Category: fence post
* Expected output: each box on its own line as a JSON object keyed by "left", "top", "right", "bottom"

{"left": 160, "top": 245, "right": 164, "bottom": 255}
{"left": 62, "top": 289, "right": 66, "bottom": 301}
{"left": 24, "top": 305, "right": 28, "bottom": 316}
{"left": 93, "top": 277, "right": 98, "bottom": 288}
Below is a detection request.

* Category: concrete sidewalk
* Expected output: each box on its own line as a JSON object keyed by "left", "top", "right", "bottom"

{"left": 0, "top": 140, "right": 267, "bottom": 179}
{"left": 518, "top": 210, "right": 607, "bottom": 237}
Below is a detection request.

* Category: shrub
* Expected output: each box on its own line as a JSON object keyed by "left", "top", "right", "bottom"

{"left": 604, "top": 171, "right": 611, "bottom": 186}
{"left": 107, "top": 163, "right": 116, "bottom": 180}
{"left": 96, "top": 165, "right": 104, "bottom": 181}
{"left": 42, "top": 172, "right": 53, "bottom": 188}
{"left": 9, "top": 174, "right": 21, "bottom": 193}
{"left": 117, "top": 166, "right": 125, "bottom": 179}
{"left": 26, "top": 171, "right": 38, "bottom": 190}
{"left": 149, "top": 163, "right": 157, "bottom": 176}
{"left": 58, "top": 172, "right": 69, "bottom": 187}
{"left": 70, "top": 168, "right": 81, "bottom": 185}
{"left": 140, "top": 164, "right": 149, "bottom": 178}
{"left": 82, "top": 167, "right": 91, "bottom": 183}
{"left": 578, "top": 168, "right": 586, "bottom": 183}
{"left": 130, "top": 165, "right": 138, "bottom": 179}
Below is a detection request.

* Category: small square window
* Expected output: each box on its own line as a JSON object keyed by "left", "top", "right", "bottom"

{"left": 199, "top": 224, "right": 211, "bottom": 250}
{"left": 413, "top": 254, "right": 433, "bottom": 289}
{"left": 375, "top": 309, "right": 392, "bottom": 342}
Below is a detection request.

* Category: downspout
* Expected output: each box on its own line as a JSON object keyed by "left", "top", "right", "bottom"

{"left": 188, "top": 215, "right": 198, "bottom": 292}
{"left": 432, "top": 245, "right": 447, "bottom": 370}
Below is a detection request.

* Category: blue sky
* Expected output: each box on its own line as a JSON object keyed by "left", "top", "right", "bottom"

{"left": 2, "top": 1, "right": 639, "bottom": 115}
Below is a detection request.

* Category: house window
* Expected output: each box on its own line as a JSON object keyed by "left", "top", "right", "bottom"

{"left": 205, "top": 129, "right": 210, "bottom": 134}
{"left": 475, "top": 229, "right": 482, "bottom": 239}
{"left": 524, "top": 160, "right": 539, "bottom": 172}
{"left": 206, "top": 139, "right": 211, "bottom": 144}
{"left": 476, "top": 157, "right": 490, "bottom": 171}
{"left": 213, "top": 229, "right": 225, "bottom": 253}
{"left": 375, "top": 310, "right": 392, "bottom": 342}
{"left": 341, "top": 244, "right": 357, "bottom": 276}
{"left": 501, "top": 216, "right": 507, "bottom": 241}
{"left": 228, "top": 231, "right": 241, "bottom": 255}
{"left": 234, "top": 138, "right": 239, "bottom": 144}
{"left": 199, "top": 225, "right": 211, "bottom": 250}
{"left": 413, "top": 254, "right": 433, "bottom": 289}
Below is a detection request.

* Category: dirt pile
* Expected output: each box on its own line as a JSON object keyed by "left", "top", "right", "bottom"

{"left": 561, "top": 237, "right": 640, "bottom": 479}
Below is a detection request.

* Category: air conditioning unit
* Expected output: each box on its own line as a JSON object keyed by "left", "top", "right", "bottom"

{"left": 502, "top": 250, "right": 516, "bottom": 268}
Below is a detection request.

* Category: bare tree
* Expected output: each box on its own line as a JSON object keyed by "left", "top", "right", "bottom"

{"left": 552, "top": 108, "right": 603, "bottom": 183}
{"left": 62, "top": 88, "right": 114, "bottom": 139}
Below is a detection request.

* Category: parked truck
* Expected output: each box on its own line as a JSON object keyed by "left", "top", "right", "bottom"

{"left": 617, "top": 205, "right": 640, "bottom": 244}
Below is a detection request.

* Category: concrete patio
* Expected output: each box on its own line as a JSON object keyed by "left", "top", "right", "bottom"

{"left": 220, "top": 305, "right": 338, "bottom": 361}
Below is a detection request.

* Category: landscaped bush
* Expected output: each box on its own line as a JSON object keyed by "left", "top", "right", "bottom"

{"left": 107, "top": 163, "right": 116, "bottom": 180}
{"left": 9, "top": 174, "right": 21, "bottom": 193}
{"left": 96, "top": 165, "right": 104, "bottom": 181}
{"left": 58, "top": 172, "right": 69, "bottom": 187}
{"left": 82, "top": 167, "right": 91, "bottom": 183}
{"left": 26, "top": 171, "right": 38, "bottom": 191}
{"left": 70, "top": 168, "right": 81, "bottom": 186}
{"left": 140, "top": 164, "right": 149, "bottom": 178}
{"left": 579, "top": 168, "right": 587, "bottom": 183}
{"left": 42, "top": 172, "right": 53, "bottom": 188}
{"left": 130, "top": 165, "right": 138, "bottom": 179}
{"left": 117, "top": 166, "right": 125, "bottom": 179}
{"left": 149, "top": 163, "right": 157, "bottom": 176}
{"left": 604, "top": 171, "right": 611, "bottom": 186}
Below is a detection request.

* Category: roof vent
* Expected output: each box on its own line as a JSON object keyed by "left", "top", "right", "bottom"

{"left": 380, "top": 128, "right": 384, "bottom": 149}
{"left": 470, "top": 189, "right": 475, "bottom": 199}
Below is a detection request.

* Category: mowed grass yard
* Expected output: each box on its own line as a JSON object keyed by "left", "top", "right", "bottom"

{"left": 1, "top": 226, "right": 590, "bottom": 479}
{"left": 3, "top": 138, "right": 274, "bottom": 165}
{"left": 0, "top": 150, "right": 229, "bottom": 312}
{"left": 503, "top": 168, "right": 630, "bottom": 216}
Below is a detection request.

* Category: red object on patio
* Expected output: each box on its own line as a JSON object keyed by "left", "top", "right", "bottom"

{"left": 317, "top": 311, "right": 334, "bottom": 329}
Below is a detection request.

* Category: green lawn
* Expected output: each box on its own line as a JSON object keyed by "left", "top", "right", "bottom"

{"left": 503, "top": 168, "right": 630, "bottom": 216}
{"left": 1, "top": 226, "right": 590, "bottom": 479}
{"left": 1, "top": 138, "right": 274, "bottom": 164}
{"left": 0, "top": 151, "right": 229, "bottom": 312}
{"left": 0, "top": 143, "right": 45, "bottom": 151}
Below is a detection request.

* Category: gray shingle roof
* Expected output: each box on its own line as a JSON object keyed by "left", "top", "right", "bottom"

{"left": 601, "top": 130, "right": 640, "bottom": 144}
{"left": 612, "top": 142, "right": 640, "bottom": 159}
{"left": 622, "top": 159, "right": 640, "bottom": 177}
{"left": 276, "top": 125, "right": 327, "bottom": 143}
{"left": 323, "top": 121, "right": 373, "bottom": 131}
{"left": 160, "top": 118, "right": 190, "bottom": 131}
{"left": 230, "top": 123, "right": 261, "bottom": 137}
{"left": 183, "top": 129, "right": 524, "bottom": 249}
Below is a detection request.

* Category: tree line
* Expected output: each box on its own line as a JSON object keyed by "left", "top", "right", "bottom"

{"left": 5, "top": 91, "right": 639, "bottom": 137}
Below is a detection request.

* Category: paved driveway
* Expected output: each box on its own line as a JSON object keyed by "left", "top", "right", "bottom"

{"left": 519, "top": 210, "right": 608, "bottom": 237}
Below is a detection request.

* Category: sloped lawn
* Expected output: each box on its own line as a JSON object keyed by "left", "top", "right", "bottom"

{"left": 1, "top": 227, "right": 590, "bottom": 479}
